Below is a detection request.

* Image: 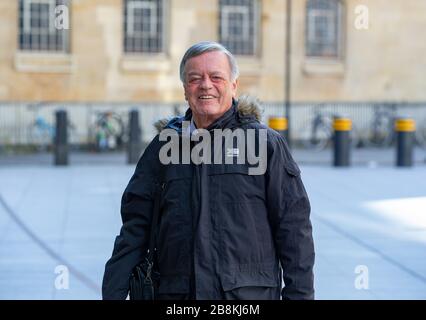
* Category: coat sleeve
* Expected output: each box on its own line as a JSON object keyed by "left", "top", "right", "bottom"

{"left": 102, "top": 137, "right": 162, "bottom": 300}
{"left": 265, "top": 131, "right": 315, "bottom": 300}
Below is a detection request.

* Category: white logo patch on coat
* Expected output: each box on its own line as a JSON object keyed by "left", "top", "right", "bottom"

{"left": 226, "top": 148, "right": 240, "bottom": 157}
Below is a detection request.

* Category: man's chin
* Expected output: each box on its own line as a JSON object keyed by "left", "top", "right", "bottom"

{"left": 193, "top": 104, "right": 220, "bottom": 116}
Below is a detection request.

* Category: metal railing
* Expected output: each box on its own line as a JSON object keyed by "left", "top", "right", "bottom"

{"left": 263, "top": 102, "right": 426, "bottom": 149}
{"left": 1, "top": 101, "right": 426, "bottom": 152}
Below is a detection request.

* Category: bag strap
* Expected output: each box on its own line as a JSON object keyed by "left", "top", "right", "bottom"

{"left": 146, "top": 181, "right": 163, "bottom": 263}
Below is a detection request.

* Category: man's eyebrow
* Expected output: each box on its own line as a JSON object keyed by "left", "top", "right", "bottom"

{"left": 210, "top": 72, "right": 226, "bottom": 76}
{"left": 187, "top": 72, "right": 201, "bottom": 77}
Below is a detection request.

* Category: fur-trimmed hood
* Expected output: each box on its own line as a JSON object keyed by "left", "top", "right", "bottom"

{"left": 154, "top": 95, "right": 263, "bottom": 133}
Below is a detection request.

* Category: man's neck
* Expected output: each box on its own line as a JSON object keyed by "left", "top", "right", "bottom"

{"left": 192, "top": 115, "right": 217, "bottom": 129}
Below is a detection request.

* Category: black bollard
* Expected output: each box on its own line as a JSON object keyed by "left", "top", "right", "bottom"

{"left": 127, "top": 109, "right": 142, "bottom": 164}
{"left": 395, "top": 118, "right": 415, "bottom": 167}
{"left": 333, "top": 118, "right": 351, "bottom": 167}
{"left": 268, "top": 117, "right": 288, "bottom": 141}
{"left": 54, "top": 110, "right": 68, "bottom": 166}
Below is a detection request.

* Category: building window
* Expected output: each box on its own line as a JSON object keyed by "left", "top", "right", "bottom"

{"left": 219, "top": 0, "right": 259, "bottom": 56}
{"left": 19, "top": 0, "right": 70, "bottom": 52}
{"left": 124, "top": 0, "right": 166, "bottom": 53}
{"left": 306, "top": 0, "right": 344, "bottom": 58}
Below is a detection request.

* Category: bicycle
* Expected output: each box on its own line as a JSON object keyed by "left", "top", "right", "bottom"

{"left": 27, "top": 115, "right": 55, "bottom": 152}
{"left": 298, "top": 108, "right": 361, "bottom": 151}
{"left": 415, "top": 116, "right": 426, "bottom": 149}
{"left": 366, "top": 104, "right": 397, "bottom": 148}
{"left": 298, "top": 109, "right": 334, "bottom": 151}
{"left": 27, "top": 115, "right": 78, "bottom": 152}
{"left": 91, "top": 111, "right": 125, "bottom": 152}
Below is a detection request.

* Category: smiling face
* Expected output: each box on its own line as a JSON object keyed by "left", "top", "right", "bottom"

{"left": 183, "top": 51, "right": 238, "bottom": 128}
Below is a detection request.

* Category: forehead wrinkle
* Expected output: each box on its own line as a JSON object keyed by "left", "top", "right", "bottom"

{"left": 187, "top": 71, "right": 227, "bottom": 77}
{"left": 185, "top": 52, "right": 232, "bottom": 78}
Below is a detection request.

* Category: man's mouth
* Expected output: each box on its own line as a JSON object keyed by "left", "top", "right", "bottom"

{"left": 198, "top": 95, "right": 216, "bottom": 100}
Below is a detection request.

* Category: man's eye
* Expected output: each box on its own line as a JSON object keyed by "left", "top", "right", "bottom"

{"left": 189, "top": 78, "right": 201, "bottom": 83}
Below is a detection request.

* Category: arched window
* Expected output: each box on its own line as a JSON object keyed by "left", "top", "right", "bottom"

{"left": 306, "top": 0, "right": 344, "bottom": 58}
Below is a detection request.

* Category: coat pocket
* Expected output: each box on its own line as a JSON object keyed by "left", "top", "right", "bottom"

{"left": 220, "top": 263, "right": 280, "bottom": 292}
{"left": 209, "top": 164, "right": 265, "bottom": 203}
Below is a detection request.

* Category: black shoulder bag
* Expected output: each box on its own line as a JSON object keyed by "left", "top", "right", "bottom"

{"left": 129, "top": 183, "right": 162, "bottom": 300}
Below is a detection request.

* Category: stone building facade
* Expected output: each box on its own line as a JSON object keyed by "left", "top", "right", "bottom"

{"left": 0, "top": 0, "right": 425, "bottom": 103}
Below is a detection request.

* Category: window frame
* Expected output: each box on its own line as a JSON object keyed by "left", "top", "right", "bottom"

{"left": 219, "top": 0, "right": 260, "bottom": 57}
{"left": 123, "top": 0, "right": 167, "bottom": 55}
{"left": 126, "top": 1, "right": 158, "bottom": 38}
{"left": 23, "top": 0, "right": 56, "bottom": 34}
{"left": 19, "top": 0, "right": 70, "bottom": 53}
{"left": 221, "top": 6, "right": 250, "bottom": 41}
{"left": 305, "top": 0, "right": 345, "bottom": 60}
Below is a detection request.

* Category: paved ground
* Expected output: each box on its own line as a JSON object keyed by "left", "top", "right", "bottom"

{"left": 0, "top": 149, "right": 425, "bottom": 299}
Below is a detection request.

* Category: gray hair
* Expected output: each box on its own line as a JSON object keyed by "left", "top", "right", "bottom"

{"left": 179, "top": 41, "right": 239, "bottom": 83}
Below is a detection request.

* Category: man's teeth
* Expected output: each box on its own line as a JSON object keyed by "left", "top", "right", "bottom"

{"left": 199, "top": 96, "right": 214, "bottom": 99}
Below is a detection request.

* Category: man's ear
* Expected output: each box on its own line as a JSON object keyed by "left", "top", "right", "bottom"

{"left": 232, "top": 79, "right": 238, "bottom": 98}
{"left": 183, "top": 85, "right": 188, "bottom": 101}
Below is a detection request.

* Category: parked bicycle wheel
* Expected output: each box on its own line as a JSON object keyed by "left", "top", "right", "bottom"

{"left": 415, "top": 117, "right": 426, "bottom": 148}
{"left": 366, "top": 105, "right": 396, "bottom": 148}
{"left": 27, "top": 116, "right": 54, "bottom": 152}
{"left": 67, "top": 121, "right": 80, "bottom": 151}
{"left": 298, "top": 116, "right": 333, "bottom": 151}
{"left": 349, "top": 122, "right": 362, "bottom": 148}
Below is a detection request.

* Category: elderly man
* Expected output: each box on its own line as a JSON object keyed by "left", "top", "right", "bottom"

{"left": 102, "top": 41, "right": 315, "bottom": 300}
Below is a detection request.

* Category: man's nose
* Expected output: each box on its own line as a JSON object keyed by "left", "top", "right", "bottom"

{"left": 200, "top": 77, "right": 213, "bottom": 89}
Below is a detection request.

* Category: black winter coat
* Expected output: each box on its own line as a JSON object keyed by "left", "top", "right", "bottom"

{"left": 102, "top": 97, "right": 315, "bottom": 300}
